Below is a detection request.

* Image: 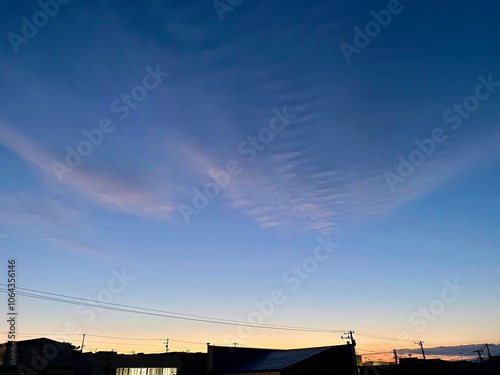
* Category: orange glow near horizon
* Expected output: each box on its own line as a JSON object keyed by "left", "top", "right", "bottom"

{"left": 1, "top": 331, "right": 485, "bottom": 364}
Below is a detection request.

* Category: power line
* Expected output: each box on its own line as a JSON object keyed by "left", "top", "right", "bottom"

{"left": 0, "top": 332, "right": 209, "bottom": 346}
{"left": 357, "top": 349, "right": 393, "bottom": 355}
{"left": 0, "top": 285, "right": 262, "bottom": 325}
{"left": 170, "top": 339, "right": 207, "bottom": 345}
{"left": 0, "top": 285, "right": 343, "bottom": 333}
{"left": 86, "top": 334, "right": 162, "bottom": 341}
{"left": 354, "top": 330, "right": 415, "bottom": 343}
{"left": 79, "top": 340, "right": 162, "bottom": 348}
{"left": 0, "top": 332, "right": 82, "bottom": 337}
{"left": 2, "top": 284, "right": 482, "bottom": 352}
{"left": 1, "top": 328, "right": 491, "bottom": 360}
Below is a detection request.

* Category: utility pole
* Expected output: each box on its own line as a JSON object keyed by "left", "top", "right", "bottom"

{"left": 475, "top": 349, "right": 483, "bottom": 363}
{"left": 164, "top": 338, "right": 169, "bottom": 353}
{"left": 341, "top": 330, "right": 357, "bottom": 366}
{"left": 485, "top": 344, "right": 492, "bottom": 359}
{"left": 81, "top": 334, "right": 86, "bottom": 353}
{"left": 415, "top": 341, "right": 426, "bottom": 360}
{"left": 393, "top": 349, "right": 399, "bottom": 364}
{"left": 341, "top": 331, "right": 356, "bottom": 348}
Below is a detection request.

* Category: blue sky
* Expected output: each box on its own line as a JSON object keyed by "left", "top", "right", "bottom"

{"left": 1, "top": 0, "right": 499, "bottom": 358}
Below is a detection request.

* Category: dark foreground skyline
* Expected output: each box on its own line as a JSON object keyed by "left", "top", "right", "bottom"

{"left": 1, "top": 0, "right": 499, "bottom": 354}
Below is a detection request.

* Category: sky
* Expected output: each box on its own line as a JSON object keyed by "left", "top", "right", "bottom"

{"left": 0, "top": 0, "right": 499, "bottom": 361}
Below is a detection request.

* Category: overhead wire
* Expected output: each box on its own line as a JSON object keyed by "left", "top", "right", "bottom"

{"left": 0, "top": 284, "right": 343, "bottom": 333}
{"left": 3, "top": 284, "right": 479, "bottom": 352}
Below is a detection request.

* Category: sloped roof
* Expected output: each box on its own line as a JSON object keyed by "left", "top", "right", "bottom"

{"left": 226, "top": 346, "right": 331, "bottom": 372}
{"left": 0, "top": 337, "right": 76, "bottom": 349}
{"left": 210, "top": 344, "right": 355, "bottom": 374}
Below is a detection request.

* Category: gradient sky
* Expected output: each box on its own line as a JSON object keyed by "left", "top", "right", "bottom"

{"left": 1, "top": 0, "right": 499, "bottom": 360}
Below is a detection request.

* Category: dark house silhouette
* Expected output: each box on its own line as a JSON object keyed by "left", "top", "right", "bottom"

{"left": 2, "top": 338, "right": 498, "bottom": 375}
{"left": 207, "top": 343, "right": 356, "bottom": 375}
{"left": 363, "top": 356, "right": 500, "bottom": 375}
{"left": 0, "top": 337, "right": 80, "bottom": 373}
{"left": 0, "top": 338, "right": 206, "bottom": 375}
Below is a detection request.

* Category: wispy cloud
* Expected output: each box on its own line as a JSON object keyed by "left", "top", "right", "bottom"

{"left": 174, "top": 123, "right": 500, "bottom": 235}
{"left": 0, "top": 123, "right": 175, "bottom": 219}
{"left": 352, "top": 126, "right": 500, "bottom": 219}
{"left": 0, "top": 191, "right": 108, "bottom": 257}
{"left": 176, "top": 139, "right": 342, "bottom": 234}
{"left": 0, "top": 123, "right": 178, "bottom": 258}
